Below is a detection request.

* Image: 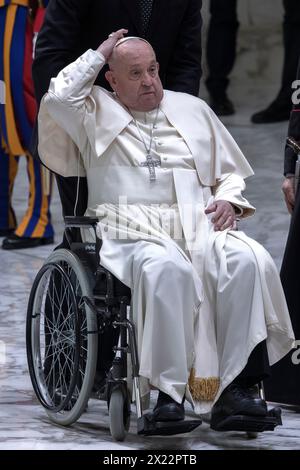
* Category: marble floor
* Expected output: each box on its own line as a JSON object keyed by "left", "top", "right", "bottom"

{"left": 1, "top": 90, "right": 300, "bottom": 451}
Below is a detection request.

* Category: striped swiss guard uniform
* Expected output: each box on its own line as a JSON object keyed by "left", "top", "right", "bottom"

{"left": 0, "top": 0, "right": 54, "bottom": 248}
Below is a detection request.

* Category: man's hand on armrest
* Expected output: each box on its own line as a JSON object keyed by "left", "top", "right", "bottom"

{"left": 205, "top": 200, "right": 237, "bottom": 231}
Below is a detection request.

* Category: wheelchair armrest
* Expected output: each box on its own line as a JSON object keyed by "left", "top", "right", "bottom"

{"left": 64, "top": 216, "right": 98, "bottom": 227}
{"left": 64, "top": 217, "right": 101, "bottom": 267}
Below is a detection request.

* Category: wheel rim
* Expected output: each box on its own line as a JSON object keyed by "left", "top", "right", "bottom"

{"left": 27, "top": 261, "right": 90, "bottom": 412}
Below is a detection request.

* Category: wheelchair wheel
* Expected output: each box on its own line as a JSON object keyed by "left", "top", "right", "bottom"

{"left": 26, "top": 249, "right": 98, "bottom": 426}
{"left": 109, "top": 387, "right": 131, "bottom": 441}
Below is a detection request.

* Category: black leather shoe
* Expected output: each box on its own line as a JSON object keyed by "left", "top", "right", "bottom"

{"left": 0, "top": 228, "right": 15, "bottom": 237}
{"left": 251, "top": 100, "right": 291, "bottom": 123}
{"left": 2, "top": 234, "right": 54, "bottom": 250}
{"left": 210, "top": 383, "right": 268, "bottom": 429}
{"left": 210, "top": 94, "right": 235, "bottom": 116}
{"left": 153, "top": 391, "right": 185, "bottom": 422}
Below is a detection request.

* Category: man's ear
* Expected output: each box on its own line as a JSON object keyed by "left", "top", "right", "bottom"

{"left": 105, "top": 70, "right": 116, "bottom": 90}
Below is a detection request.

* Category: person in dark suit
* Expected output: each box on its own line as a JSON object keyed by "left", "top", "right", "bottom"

{"left": 32, "top": 0, "right": 202, "bottom": 236}
{"left": 264, "top": 59, "right": 300, "bottom": 406}
{"left": 32, "top": 0, "right": 202, "bottom": 393}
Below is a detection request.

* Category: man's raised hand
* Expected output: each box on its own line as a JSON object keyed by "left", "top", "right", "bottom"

{"left": 97, "top": 29, "right": 128, "bottom": 61}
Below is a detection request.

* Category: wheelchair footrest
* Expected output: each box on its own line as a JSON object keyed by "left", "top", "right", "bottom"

{"left": 137, "top": 413, "right": 202, "bottom": 436}
{"left": 211, "top": 407, "right": 282, "bottom": 433}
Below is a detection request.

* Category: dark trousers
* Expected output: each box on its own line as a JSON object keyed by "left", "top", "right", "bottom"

{"left": 206, "top": 0, "right": 300, "bottom": 102}
{"left": 206, "top": 0, "right": 238, "bottom": 98}
{"left": 280, "top": 0, "right": 300, "bottom": 103}
{"left": 55, "top": 174, "right": 88, "bottom": 245}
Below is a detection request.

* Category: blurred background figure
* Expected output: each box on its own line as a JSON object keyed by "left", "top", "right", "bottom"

{"left": 251, "top": 0, "right": 300, "bottom": 123}
{"left": 205, "top": 0, "right": 300, "bottom": 122}
{"left": 205, "top": 0, "right": 238, "bottom": 116}
{"left": 0, "top": 0, "right": 54, "bottom": 249}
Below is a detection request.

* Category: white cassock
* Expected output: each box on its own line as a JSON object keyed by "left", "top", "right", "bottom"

{"left": 38, "top": 49, "right": 295, "bottom": 414}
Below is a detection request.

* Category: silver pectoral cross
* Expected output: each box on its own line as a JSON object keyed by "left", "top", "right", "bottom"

{"left": 140, "top": 153, "right": 161, "bottom": 181}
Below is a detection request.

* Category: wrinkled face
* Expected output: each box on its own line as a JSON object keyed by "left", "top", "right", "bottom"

{"left": 105, "top": 40, "right": 163, "bottom": 112}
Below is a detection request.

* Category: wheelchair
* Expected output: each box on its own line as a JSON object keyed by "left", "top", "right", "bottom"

{"left": 26, "top": 216, "right": 201, "bottom": 441}
{"left": 26, "top": 216, "right": 282, "bottom": 441}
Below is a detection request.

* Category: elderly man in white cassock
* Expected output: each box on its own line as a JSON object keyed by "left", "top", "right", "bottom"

{"left": 38, "top": 29, "right": 295, "bottom": 430}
